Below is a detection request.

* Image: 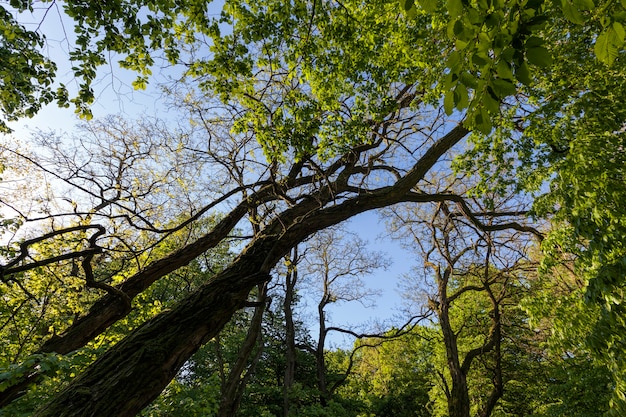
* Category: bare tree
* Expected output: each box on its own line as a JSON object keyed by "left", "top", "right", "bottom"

{"left": 288, "top": 228, "right": 391, "bottom": 407}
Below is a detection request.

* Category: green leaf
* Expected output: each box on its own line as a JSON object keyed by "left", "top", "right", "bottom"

{"left": 562, "top": 0, "right": 585, "bottom": 25}
{"left": 526, "top": 47, "right": 553, "bottom": 67}
{"left": 472, "top": 52, "right": 489, "bottom": 67}
{"left": 477, "top": 32, "right": 492, "bottom": 52}
{"left": 515, "top": 61, "right": 532, "bottom": 85}
{"left": 594, "top": 30, "right": 620, "bottom": 66}
{"left": 613, "top": 22, "right": 625, "bottom": 44}
{"left": 475, "top": 107, "right": 492, "bottom": 134}
{"left": 456, "top": 38, "right": 470, "bottom": 50}
{"left": 132, "top": 76, "right": 148, "bottom": 90}
{"left": 525, "top": 36, "right": 545, "bottom": 48}
{"left": 459, "top": 71, "right": 479, "bottom": 89}
{"left": 443, "top": 71, "right": 456, "bottom": 91}
{"left": 447, "top": 50, "right": 462, "bottom": 71}
{"left": 454, "top": 83, "right": 469, "bottom": 109}
{"left": 483, "top": 88, "right": 501, "bottom": 112}
{"left": 447, "top": 0, "right": 464, "bottom": 17}
{"left": 418, "top": 0, "right": 439, "bottom": 13}
{"left": 491, "top": 78, "right": 517, "bottom": 97}
{"left": 454, "top": 19, "right": 465, "bottom": 37}
{"left": 575, "top": 0, "right": 595, "bottom": 10}
{"left": 496, "top": 60, "right": 513, "bottom": 80}
{"left": 444, "top": 89, "right": 455, "bottom": 115}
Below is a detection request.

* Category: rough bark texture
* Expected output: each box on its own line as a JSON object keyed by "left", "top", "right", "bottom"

{"left": 34, "top": 266, "right": 270, "bottom": 417}
{"left": 31, "top": 125, "right": 468, "bottom": 417}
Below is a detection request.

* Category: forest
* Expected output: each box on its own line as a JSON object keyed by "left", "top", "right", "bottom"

{"left": 0, "top": 0, "right": 625, "bottom": 415}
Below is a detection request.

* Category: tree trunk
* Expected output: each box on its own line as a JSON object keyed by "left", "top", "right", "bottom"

{"left": 283, "top": 247, "right": 298, "bottom": 417}
{"left": 33, "top": 261, "right": 270, "bottom": 417}
{"left": 316, "top": 294, "right": 330, "bottom": 407}
{"left": 438, "top": 299, "right": 471, "bottom": 417}
{"left": 478, "top": 292, "right": 504, "bottom": 417}
{"left": 217, "top": 283, "right": 268, "bottom": 417}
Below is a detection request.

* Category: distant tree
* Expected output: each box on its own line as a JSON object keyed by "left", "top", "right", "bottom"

{"left": 295, "top": 228, "right": 390, "bottom": 408}
{"left": 386, "top": 186, "right": 540, "bottom": 417}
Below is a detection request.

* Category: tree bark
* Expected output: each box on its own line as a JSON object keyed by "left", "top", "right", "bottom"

{"left": 316, "top": 296, "right": 330, "bottom": 407}
{"left": 437, "top": 286, "right": 471, "bottom": 417}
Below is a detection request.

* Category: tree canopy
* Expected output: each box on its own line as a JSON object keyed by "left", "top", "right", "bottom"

{"left": 1, "top": 0, "right": 625, "bottom": 415}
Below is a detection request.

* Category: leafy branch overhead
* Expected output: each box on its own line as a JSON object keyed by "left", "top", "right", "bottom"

{"left": 404, "top": 0, "right": 625, "bottom": 133}
{"left": 2, "top": 0, "right": 623, "bottom": 138}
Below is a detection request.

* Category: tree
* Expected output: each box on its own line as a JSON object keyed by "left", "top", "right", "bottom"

{"left": 1, "top": 1, "right": 473, "bottom": 413}
{"left": 293, "top": 228, "right": 390, "bottom": 408}
{"left": 3, "top": 0, "right": 623, "bottom": 135}
{"left": 282, "top": 246, "right": 299, "bottom": 417}
{"left": 1, "top": 0, "right": 625, "bottom": 414}
{"left": 384, "top": 180, "right": 541, "bottom": 417}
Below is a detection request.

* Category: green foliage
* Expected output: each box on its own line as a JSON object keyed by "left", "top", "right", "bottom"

{"left": 343, "top": 333, "right": 434, "bottom": 417}
{"left": 211, "top": 0, "right": 449, "bottom": 159}
{"left": 2, "top": 0, "right": 625, "bottom": 146}
{"left": 0, "top": 346, "right": 107, "bottom": 416}
{"left": 1, "top": 0, "right": 213, "bottom": 126}
{"left": 0, "top": 4, "right": 57, "bottom": 131}
{"left": 520, "top": 268, "right": 614, "bottom": 416}
{"left": 405, "top": 0, "right": 556, "bottom": 134}
{"left": 403, "top": 0, "right": 626, "bottom": 133}
{"left": 4, "top": 0, "right": 449, "bottom": 158}
{"left": 140, "top": 370, "right": 221, "bottom": 417}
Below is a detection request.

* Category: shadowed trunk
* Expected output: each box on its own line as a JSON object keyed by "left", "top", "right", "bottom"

{"left": 283, "top": 246, "right": 298, "bottom": 417}
{"left": 217, "top": 283, "right": 268, "bottom": 417}
{"left": 436, "top": 271, "right": 471, "bottom": 417}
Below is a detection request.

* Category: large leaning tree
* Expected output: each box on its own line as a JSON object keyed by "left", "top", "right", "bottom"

{"left": 1, "top": 0, "right": 625, "bottom": 415}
